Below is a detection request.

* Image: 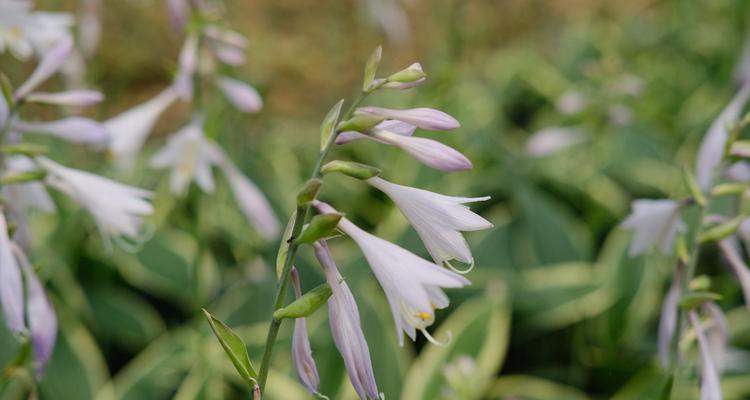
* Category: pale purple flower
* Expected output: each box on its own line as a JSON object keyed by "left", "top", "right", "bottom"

{"left": 556, "top": 90, "right": 588, "bottom": 115}
{"left": 369, "top": 129, "right": 472, "bottom": 171}
{"left": 215, "top": 76, "right": 262, "bottom": 113}
{"left": 0, "top": 1, "right": 73, "bottom": 60}
{"left": 203, "top": 25, "right": 248, "bottom": 49}
{"left": 37, "top": 157, "right": 153, "bottom": 239}
{"left": 336, "top": 120, "right": 416, "bottom": 145}
{"left": 355, "top": 106, "right": 459, "bottom": 131}
{"left": 105, "top": 87, "right": 178, "bottom": 167}
{"left": 173, "top": 34, "right": 198, "bottom": 100}
{"left": 14, "top": 36, "right": 73, "bottom": 100}
{"left": 313, "top": 241, "right": 381, "bottom": 400}
{"left": 12, "top": 243, "right": 57, "bottom": 377}
{"left": 204, "top": 26, "right": 247, "bottom": 66}
{"left": 363, "top": 0, "right": 411, "bottom": 45}
{"left": 367, "top": 176, "right": 491, "bottom": 271}
{"left": 314, "top": 200, "right": 470, "bottom": 346}
{"left": 211, "top": 44, "right": 246, "bottom": 66}
{"left": 165, "top": 0, "right": 189, "bottom": 32}
{"left": 25, "top": 90, "right": 103, "bottom": 106}
{"left": 525, "top": 127, "right": 587, "bottom": 157}
{"left": 78, "top": 0, "right": 101, "bottom": 57}
{"left": 703, "top": 302, "right": 728, "bottom": 373}
{"left": 14, "top": 117, "right": 107, "bottom": 146}
{"left": 3, "top": 156, "right": 55, "bottom": 213}
{"left": 689, "top": 311, "right": 722, "bottom": 400}
{"left": 724, "top": 162, "right": 750, "bottom": 181}
{"left": 696, "top": 82, "right": 750, "bottom": 190}
{"left": 210, "top": 144, "right": 279, "bottom": 239}
{"left": 657, "top": 271, "right": 681, "bottom": 367}
{"left": 150, "top": 117, "right": 218, "bottom": 196}
{"left": 0, "top": 94, "right": 9, "bottom": 131}
{"left": 290, "top": 268, "right": 321, "bottom": 395}
{"left": 621, "top": 199, "right": 685, "bottom": 256}
{"left": 0, "top": 210, "right": 24, "bottom": 334}
{"left": 718, "top": 238, "right": 750, "bottom": 315}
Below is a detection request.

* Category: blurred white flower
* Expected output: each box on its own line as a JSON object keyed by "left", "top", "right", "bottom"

{"left": 150, "top": 116, "right": 218, "bottom": 196}
{"left": 0, "top": 0, "right": 73, "bottom": 60}
{"left": 657, "top": 272, "right": 680, "bottom": 367}
{"left": 556, "top": 90, "right": 588, "bottom": 115}
{"left": 315, "top": 201, "right": 470, "bottom": 346}
{"left": 14, "top": 36, "right": 73, "bottom": 100}
{"left": 215, "top": 76, "right": 262, "bottom": 113}
{"left": 173, "top": 33, "right": 199, "bottom": 100}
{"left": 14, "top": 117, "right": 107, "bottom": 146}
{"left": 25, "top": 90, "right": 103, "bottom": 106}
{"left": 367, "top": 176, "right": 491, "bottom": 271}
{"left": 362, "top": 0, "right": 411, "bottom": 45}
{"left": 79, "top": 0, "right": 101, "bottom": 57}
{"left": 689, "top": 311, "right": 722, "bottom": 400}
{"left": 621, "top": 199, "right": 685, "bottom": 256}
{"left": 2, "top": 156, "right": 55, "bottom": 213}
{"left": 525, "top": 127, "right": 586, "bottom": 157}
{"left": 105, "top": 87, "right": 178, "bottom": 168}
{"left": 37, "top": 157, "right": 153, "bottom": 239}
{"left": 0, "top": 209, "right": 24, "bottom": 334}
{"left": 289, "top": 268, "right": 321, "bottom": 396}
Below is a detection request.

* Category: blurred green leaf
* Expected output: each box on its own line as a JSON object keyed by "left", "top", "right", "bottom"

{"left": 202, "top": 309, "right": 257, "bottom": 389}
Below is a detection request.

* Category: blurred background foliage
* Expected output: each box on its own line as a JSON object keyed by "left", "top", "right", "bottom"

{"left": 4, "top": 0, "right": 750, "bottom": 399}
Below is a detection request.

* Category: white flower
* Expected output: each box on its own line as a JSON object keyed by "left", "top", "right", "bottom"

{"left": 215, "top": 76, "right": 262, "bottom": 113}
{"left": 150, "top": 117, "right": 218, "bottom": 196}
{"left": 105, "top": 87, "right": 178, "bottom": 168}
{"left": 0, "top": 209, "right": 24, "bottom": 334}
{"left": 2, "top": 156, "right": 55, "bottom": 213}
{"left": 14, "top": 117, "right": 107, "bottom": 146}
{"left": 689, "top": 311, "right": 722, "bottom": 400}
{"left": 621, "top": 199, "right": 685, "bottom": 256}
{"left": 314, "top": 201, "right": 470, "bottom": 346}
{"left": 367, "top": 177, "right": 491, "bottom": 271}
{"left": 37, "top": 157, "right": 153, "bottom": 239}
{"left": 0, "top": 1, "right": 73, "bottom": 60}
{"left": 696, "top": 82, "right": 750, "bottom": 190}
{"left": 525, "top": 127, "right": 586, "bottom": 157}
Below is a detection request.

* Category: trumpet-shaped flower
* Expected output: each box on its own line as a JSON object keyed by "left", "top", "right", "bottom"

{"left": 25, "top": 90, "right": 103, "bottom": 106}
{"left": 150, "top": 117, "right": 218, "bottom": 196}
{"left": 313, "top": 241, "right": 381, "bottom": 400}
{"left": 314, "top": 201, "right": 470, "bottom": 346}
{"left": 14, "top": 117, "right": 107, "bottom": 146}
{"left": 3, "top": 156, "right": 55, "bottom": 213}
{"left": 13, "top": 35, "right": 72, "bottom": 100}
{"left": 621, "top": 199, "right": 685, "bottom": 256}
{"left": 290, "top": 268, "right": 321, "bottom": 395}
{"left": 336, "top": 120, "right": 416, "bottom": 145}
{"left": 355, "top": 106, "right": 459, "bottom": 131}
{"left": 370, "top": 129, "right": 472, "bottom": 171}
{"left": 0, "top": 210, "right": 24, "bottom": 334}
{"left": 366, "top": 177, "right": 491, "bottom": 270}
{"left": 215, "top": 76, "right": 262, "bottom": 113}
{"left": 105, "top": 87, "right": 178, "bottom": 168}
{"left": 0, "top": 1, "right": 72, "bottom": 60}
{"left": 173, "top": 34, "right": 198, "bottom": 100}
{"left": 37, "top": 157, "right": 153, "bottom": 239}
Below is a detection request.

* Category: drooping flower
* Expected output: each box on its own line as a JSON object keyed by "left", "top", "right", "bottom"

{"left": 13, "top": 35, "right": 73, "bottom": 100}
{"left": 14, "top": 117, "right": 107, "bottom": 146}
{"left": 621, "top": 199, "right": 685, "bottom": 256}
{"left": 2, "top": 156, "right": 55, "bottom": 213}
{"left": 336, "top": 120, "right": 416, "bottom": 145}
{"left": 0, "top": 210, "right": 24, "bottom": 334}
{"left": 150, "top": 116, "right": 218, "bottom": 196}
{"left": 25, "top": 90, "right": 103, "bottom": 106}
{"left": 718, "top": 238, "right": 750, "bottom": 315}
{"left": 689, "top": 311, "right": 722, "bottom": 400}
{"left": 314, "top": 200, "right": 470, "bottom": 346}
{"left": 355, "top": 106, "right": 460, "bottom": 131}
{"left": 173, "top": 33, "right": 199, "bottom": 100}
{"left": 695, "top": 82, "right": 750, "bottom": 190}
{"left": 165, "top": 0, "right": 189, "bottom": 32}
{"left": 209, "top": 144, "right": 280, "bottom": 239}
{"left": 105, "top": 87, "right": 179, "bottom": 168}
{"left": 657, "top": 270, "right": 681, "bottom": 367}
{"left": 525, "top": 127, "right": 587, "bottom": 157}
{"left": 37, "top": 157, "right": 153, "bottom": 239}
{"left": 203, "top": 25, "right": 248, "bottom": 66}
{"left": 366, "top": 176, "right": 491, "bottom": 271}
{"left": 290, "top": 268, "right": 321, "bottom": 395}
{"left": 313, "top": 241, "right": 381, "bottom": 400}
{"left": 0, "top": 1, "right": 73, "bottom": 60}
{"left": 215, "top": 76, "right": 263, "bottom": 113}
{"left": 78, "top": 0, "right": 101, "bottom": 58}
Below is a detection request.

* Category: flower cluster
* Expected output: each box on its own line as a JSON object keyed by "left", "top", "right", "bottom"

{"left": 0, "top": 35, "right": 154, "bottom": 375}
{"left": 104, "top": 0, "right": 278, "bottom": 239}
{"left": 277, "top": 47, "right": 492, "bottom": 399}
{"left": 620, "top": 73, "right": 750, "bottom": 398}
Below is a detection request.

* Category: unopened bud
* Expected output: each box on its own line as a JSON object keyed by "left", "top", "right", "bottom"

{"left": 274, "top": 283, "right": 332, "bottom": 320}
{"left": 296, "top": 213, "right": 343, "bottom": 244}
{"left": 337, "top": 114, "right": 386, "bottom": 133}
{"left": 384, "top": 63, "right": 426, "bottom": 89}
{"left": 321, "top": 160, "right": 381, "bottom": 180}
{"left": 297, "top": 178, "right": 323, "bottom": 207}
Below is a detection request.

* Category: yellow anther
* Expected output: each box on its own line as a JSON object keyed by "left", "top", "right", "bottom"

{"left": 416, "top": 311, "right": 432, "bottom": 320}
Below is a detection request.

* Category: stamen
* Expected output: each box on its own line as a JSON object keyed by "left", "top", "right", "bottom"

{"left": 421, "top": 328, "right": 452, "bottom": 347}
{"left": 444, "top": 258, "right": 475, "bottom": 275}
{"left": 416, "top": 311, "right": 432, "bottom": 320}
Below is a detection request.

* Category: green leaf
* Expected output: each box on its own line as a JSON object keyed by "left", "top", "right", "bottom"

{"left": 202, "top": 309, "right": 257, "bottom": 389}
{"left": 711, "top": 182, "right": 748, "bottom": 197}
{"left": 273, "top": 283, "right": 332, "bottom": 319}
{"left": 682, "top": 167, "right": 706, "bottom": 207}
{"left": 0, "top": 143, "right": 48, "bottom": 157}
{"left": 362, "top": 46, "right": 382, "bottom": 91}
{"left": 699, "top": 216, "right": 744, "bottom": 243}
{"left": 401, "top": 286, "right": 511, "bottom": 400}
{"left": 320, "top": 99, "right": 344, "bottom": 150}
{"left": 0, "top": 169, "right": 46, "bottom": 185}
{"left": 295, "top": 213, "right": 343, "bottom": 244}
{"left": 276, "top": 212, "right": 297, "bottom": 278}
{"left": 488, "top": 375, "right": 590, "bottom": 400}
{"left": 679, "top": 291, "right": 722, "bottom": 310}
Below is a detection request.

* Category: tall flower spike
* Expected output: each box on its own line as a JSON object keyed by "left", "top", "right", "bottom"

{"left": 695, "top": 82, "right": 750, "bottom": 190}
{"left": 0, "top": 210, "right": 24, "bottom": 334}
{"left": 367, "top": 176, "right": 492, "bottom": 272}
{"left": 689, "top": 311, "right": 722, "bottom": 400}
{"left": 290, "top": 268, "right": 322, "bottom": 396}
{"left": 621, "top": 199, "right": 685, "bottom": 256}
{"left": 313, "top": 241, "right": 381, "bottom": 400}
{"left": 150, "top": 116, "right": 218, "bottom": 196}
{"left": 37, "top": 157, "right": 153, "bottom": 240}
{"left": 314, "top": 201, "right": 470, "bottom": 346}
{"left": 105, "top": 87, "right": 178, "bottom": 168}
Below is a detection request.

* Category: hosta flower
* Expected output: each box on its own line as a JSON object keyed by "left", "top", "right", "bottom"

{"left": 366, "top": 176, "right": 491, "bottom": 271}
{"left": 336, "top": 120, "right": 416, "bottom": 145}
{"left": 657, "top": 272, "right": 681, "bottom": 367}
{"left": 14, "top": 36, "right": 73, "bottom": 100}
{"left": 173, "top": 33, "right": 198, "bottom": 100}
{"left": 14, "top": 117, "right": 107, "bottom": 146}
{"left": 355, "top": 106, "right": 459, "bottom": 131}
{"left": 37, "top": 157, "right": 153, "bottom": 239}
{"left": 204, "top": 25, "right": 247, "bottom": 66}
{"left": 621, "top": 199, "right": 685, "bottom": 256}
{"left": 0, "top": 210, "right": 24, "bottom": 334}
{"left": 105, "top": 87, "right": 178, "bottom": 168}
{"left": 2, "top": 156, "right": 55, "bottom": 213}
{"left": 525, "top": 127, "right": 587, "bottom": 157}
{"left": 718, "top": 238, "right": 750, "bottom": 315}
{"left": 0, "top": 1, "right": 73, "bottom": 60}
{"left": 689, "top": 311, "right": 722, "bottom": 400}
{"left": 696, "top": 82, "right": 750, "bottom": 190}
{"left": 150, "top": 117, "right": 218, "bottom": 196}
{"left": 25, "top": 90, "right": 103, "bottom": 106}
{"left": 215, "top": 76, "right": 262, "bottom": 113}
{"left": 290, "top": 268, "right": 321, "bottom": 395}
{"left": 313, "top": 241, "right": 380, "bottom": 400}
{"left": 314, "top": 201, "right": 470, "bottom": 345}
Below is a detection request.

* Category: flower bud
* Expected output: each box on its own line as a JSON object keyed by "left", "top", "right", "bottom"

{"left": 296, "top": 178, "right": 323, "bottom": 207}
{"left": 384, "top": 62, "right": 426, "bottom": 89}
{"left": 274, "top": 283, "right": 332, "bottom": 319}
{"left": 296, "top": 213, "right": 343, "bottom": 244}
{"left": 337, "top": 114, "right": 386, "bottom": 133}
{"left": 320, "top": 99, "right": 344, "bottom": 150}
{"left": 362, "top": 46, "right": 382, "bottom": 92}
{"left": 356, "top": 106, "right": 460, "bottom": 131}
{"left": 321, "top": 160, "right": 381, "bottom": 180}
{"left": 1, "top": 170, "right": 47, "bottom": 185}
{"left": 699, "top": 216, "right": 744, "bottom": 243}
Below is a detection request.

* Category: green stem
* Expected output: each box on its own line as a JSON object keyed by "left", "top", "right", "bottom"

{"left": 256, "top": 91, "right": 368, "bottom": 392}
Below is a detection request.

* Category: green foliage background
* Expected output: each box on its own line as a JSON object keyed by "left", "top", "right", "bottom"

{"left": 4, "top": 0, "right": 750, "bottom": 399}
